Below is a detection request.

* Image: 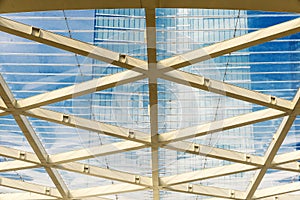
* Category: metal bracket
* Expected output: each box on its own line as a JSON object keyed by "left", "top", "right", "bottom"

{"left": 31, "top": 27, "right": 41, "bottom": 37}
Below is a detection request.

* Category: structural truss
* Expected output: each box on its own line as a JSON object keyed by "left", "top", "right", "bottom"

{"left": 0, "top": 1, "right": 299, "bottom": 199}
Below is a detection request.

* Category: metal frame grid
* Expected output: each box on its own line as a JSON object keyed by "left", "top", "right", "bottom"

{"left": 0, "top": 1, "right": 299, "bottom": 199}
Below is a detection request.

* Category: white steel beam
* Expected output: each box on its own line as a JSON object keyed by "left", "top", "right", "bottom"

{"left": 164, "top": 141, "right": 264, "bottom": 166}
{"left": 69, "top": 183, "right": 146, "bottom": 199}
{"left": 0, "top": 145, "right": 152, "bottom": 188}
{"left": 0, "top": 193, "right": 57, "bottom": 200}
{"left": 165, "top": 141, "right": 300, "bottom": 173}
{"left": 272, "top": 161, "right": 300, "bottom": 173}
{"left": 0, "top": 146, "right": 40, "bottom": 164}
{"left": 255, "top": 194, "right": 300, "bottom": 200}
{"left": 0, "top": 17, "right": 148, "bottom": 74}
{"left": 56, "top": 162, "right": 152, "bottom": 187}
{"left": 158, "top": 17, "right": 300, "bottom": 73}
{"left": 272, "top": 150, "right": 300, "bottom": 165}
{"left": 145, "top": 8, "right": 160, "bottom": 200}
{"left": 49, "top": 141, "right": 147, "bottom": 164}
{"left": 0, "top": 75, "right": 70, "bottom": 199}
{"left": 14, "top": 115, "right": 69, "bottom": 199}
{"left": 0, "top": 176, "right": 61, "bottom": 198}
{"left": 16, "top": 70, "right": 145, "bottom": 111}
{"left": 14, "top": 116, "right": 71, "bottom": 200}
{"left": 0, "top": 17, "right": 295, "bottom": 114}
{"left": 0, "top": 160, "right": 38, "bottom": 172}
{"left": 161, "top": 70, "right": 293, "bottom": 112}
{"left": 0, "top": 192, "right": 114, "bottom": 200}
{"left": 160, "top": 163, "right": 257, "bottom": 186}
{"left": 159, "top": 108, "right": 286, "bottom": 143}
{"left": 253, "top": 182, "right": 300, "bottom": 199}
{"left": 165, "top": 183, "right": 245, "bottom": 199}
{"left": 0, "top": 0, "right": 299, "bottom": 13}
{"left": 24, "top": 108, "right": 150, "bottom": 144}
{"left": 244, "top": 90, "right": 300, "bottom": 200}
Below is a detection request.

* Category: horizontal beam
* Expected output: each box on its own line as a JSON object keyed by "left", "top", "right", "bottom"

{"left": 56, "top": 162, "right": 152, "bottom": 187}
{"left": 70, "top": 183, "right": 146, "bottom": 198}
{"left": 165, "top": 183, "right": 245, "bottom": 199}
{"left": 0, "top": 176, "right": 61, "bottom": 198}
{"left": 0, "top": 0, "right": 299, "bottom": 13}
{"left": 0, "top": 17, "right": 147, "bottom": 74}
{"left": 159, "top": 108, "right": 286, "bottom": 143}
{"left": 24, "top": 108, "right": 150, "bottom": 144}
{"left": 161, "top": 70, "right": 293, "bottom": 113}
{"left": 158, "top": 17, "right": 300, "bottom": 73}
{"left": 161, "top": 163, "right": 257, "bottom": 186}
{"left": 49, "top": 140, "right": 147, "bottom": 164}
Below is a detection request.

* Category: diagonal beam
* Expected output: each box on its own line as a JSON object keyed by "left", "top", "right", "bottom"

{"left": 159, "top": 108, "right": 286, "bottom": 143}
{"left": 0, "top": 17, "right": 295, "bottom": 115}
{"left": 164, "top": 141, "right": 264, "bottom": 166}
{"left": 161, "top": 70, "right": 293, "bottom": 112}
{"left": 0, "top": 145, "right": 152, "bottom": 188}
{"left": 15, "top": 115, "right": 71, "bottom": 199}
{"left": 0, "top": 16, "right": 148, "bottom": 74}
{"left": 56, "top": 162, "right": 152, "bottom": 187}
{"left": 272, "top": 150, "right": 300, "bottom": 165}
{"left": 2, "top": 142, "right": 298, "bottom": 177}
{"left": 272, "top": 161, "right": 300, "bottom": 173}
{"left": 165, "top": 183, "right": 245, "bottom": 199}
{"left": 145, "top": 7, "right": 160, "bottom": 200}
{"left": 16, "top": 70, "right": 145, "bottom": 111}
{"left": 69, "top": 183, "right": 146, "bottom": 199}
{"left": 253, "top": 182, "right": 300, "bottom": 199}
{"left": 165, "top": 141, "right": 300, "bottom": 173}
{"left": 0, "top": 146, "right": 40, "bottom": 164}
{"left": 0, "top": 0, "right": 299, "bottom": 14}
{"left": 0, "top": 160, "right": 38, "bottom": 172}
{"left": 0, "top": 176, "right": 61, "bottom": 198}
{"left": 0, "top": 193, "right": 57, "bottom": 200}
{"left": 244, "top": 90, "right": 300, "bottom": 200}
{"left": 24, "top": 108, "right": 150, "bottom": 144}
{"left": 0, "top": 192, "right": 113, "bottom": 200}
{"left": 160, "top": 163, "right": 258, "bottom": 186}
{"left": 158, "top": 17, "right": 300, "bottom": 73}
{"left": 0, "top": 75, "right": 70, "bottom": 199}
{"left": 24, "top": 107, "right": 300, "bottom": 171}
{"left": 49, "top": 140, "right": 147, "bottom": 164}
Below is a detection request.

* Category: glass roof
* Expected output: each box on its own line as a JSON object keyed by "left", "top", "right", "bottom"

{"left": 0, "top": 3, "right": 299, "bottom": 200}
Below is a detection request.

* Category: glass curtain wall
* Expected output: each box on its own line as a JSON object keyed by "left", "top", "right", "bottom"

{"left": 93, "top": 8, "right": 254, "bottom": 199}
